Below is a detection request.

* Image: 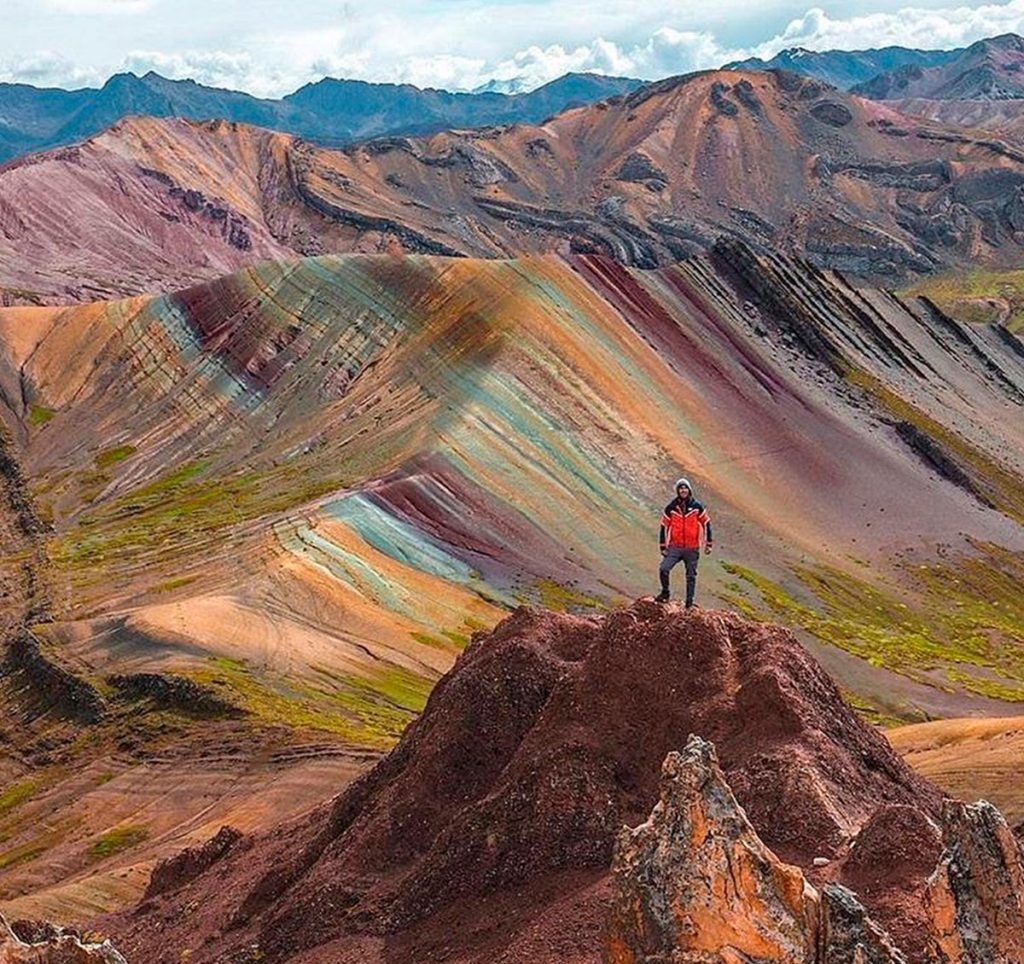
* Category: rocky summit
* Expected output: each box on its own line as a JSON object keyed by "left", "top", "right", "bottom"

{"left": 96, "top": 599, "right": 1004, "bottom": 964}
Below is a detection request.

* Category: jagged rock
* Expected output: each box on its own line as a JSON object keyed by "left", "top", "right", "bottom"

{"left": 614, "top": 152, "right": 668, "bottom": 192}
{"left": 925, "top": 800, "right": 1024, "bottom": 963}
{"left": 608, "top": 736, "right": 820, "bottom": 963}
{"left": 107, "top": 672, "right": 243, "bottom": 718}
{"left": 733, "top": 78, "right": 763, "bottom": 114}
{"left": 5, "top": 631, "right": 105, "bottom": 723}
{"left": 832, "top": 160, "right": 949, "bottom": 192}
{"left": 894, "top": 421, "right": 988, "bottom": 503}
{"left": 0, "top": 912, "right": 125, "bottom": 963}
{"left": 710, "top": 81, "right": 740, "bottom": 116}
{"left": 608, "top": 738, "right": 910, "bottom": 963}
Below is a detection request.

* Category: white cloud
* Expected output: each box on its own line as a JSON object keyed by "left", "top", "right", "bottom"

{"left": 5, "top": 0, "right": 1024, "bottom": 97}
{"left": 41, "top": 0, "right": 151, "bottom": 13}
{"left": 119, "top": 49, "right": 280, "bottom": 95}
{"left": 749, "top": 1, "right": 1024, "bottom": 56}
{"left": 0, "top": 51, "right": 103, "bottom": 89}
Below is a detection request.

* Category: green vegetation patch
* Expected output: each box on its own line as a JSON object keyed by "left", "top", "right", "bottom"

{"left": 0, "top": 839, "right": 49, "bottom": 870}
{"left": 95, "top": 445, "right": 136, "bottom": 470}
{"left": 153, "top": 575, "right": 198, "bottom": 593}
{"left": 841, "top": 691, "right": 911, "bottom": 729}
{"left": 50, "top": 455, "right": 360, "bottom": 598}
{"left": 0, "top": 778, "right": 40, "bottom": 817}
{"left": 28, "top": 404, "right": 55, "bottom": 427}
{"left": 410, "top": 631, "right": 451, "bottom": 650}
{"left": 87, "top": 824, "right": 150, "bottom": 861}
{"left": 189, "top": 656, "right": 434, "bottom": 749}
{"left": 410, "top": 616, "right": 491, "bottom": 651}
{"left": 903, "top": 268, "right": 1024, "bottom": 332}
{"left": 722, "top": 544, "right": 1024, "bottom": 703}
{"left": 521, "top": 578, "right": 606, "bottom": 612}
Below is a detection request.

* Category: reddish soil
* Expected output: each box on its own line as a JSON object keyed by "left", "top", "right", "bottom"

{"left": 837, "top": 804, "right": 945, "bottom": 960}
{"left": 102, "top": 600, "right": 942, "bottom": 963}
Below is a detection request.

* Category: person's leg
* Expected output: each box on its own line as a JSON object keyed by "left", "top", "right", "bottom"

{"left": 682, "top": 549, "right": 700, "bottom": 608}
{"left": 658, "top": 548, "right": 683, "bottom": 599}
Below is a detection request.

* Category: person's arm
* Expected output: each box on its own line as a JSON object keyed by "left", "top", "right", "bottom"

{"left": 700, "top": 507, "right": 714, "bottom": 551}
{"left": 659, "top": 505, "right": 671, "bottom": 554}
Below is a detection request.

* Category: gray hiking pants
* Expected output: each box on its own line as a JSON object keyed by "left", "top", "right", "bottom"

{"left": 660, "top": 547, "right": 700, "bottom": 606}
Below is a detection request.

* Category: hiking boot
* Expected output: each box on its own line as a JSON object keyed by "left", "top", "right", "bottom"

{"left": 655, "top": 591, "right": 670, "bottom": 603}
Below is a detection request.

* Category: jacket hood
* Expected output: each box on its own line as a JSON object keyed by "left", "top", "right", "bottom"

{"left": 674, "top": 477, "right": 694, "bottom": 497}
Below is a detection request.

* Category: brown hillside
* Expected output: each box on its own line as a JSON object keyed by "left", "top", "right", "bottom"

{"left": 6, "top": 70, "right": 1024, "bottom": 301}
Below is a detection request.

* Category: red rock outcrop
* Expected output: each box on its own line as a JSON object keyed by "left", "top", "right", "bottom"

{"left": 144, "top": 825, "right": 245, "bottom": 899}
{"left": 103, "top": 601, "right": 941, "bottom": 963}
{"left": 608, "top": 737, "right": 909, "bottom": 964}
{"left": 836, "top": 803, "right": 945, "bottom": 959}
{"left": 607, "top": 736, "right": 820, "bottom": 962}
{"left": 0, "top": 913, "right": 125, "bottom": 963}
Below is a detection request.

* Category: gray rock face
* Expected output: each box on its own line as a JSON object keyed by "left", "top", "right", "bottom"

{"left": 925, "top": 800, "right": 1024, "bottom": 963}
{"left": 614, "top": 152, "right": 668, "bottom": 192}
{"left": 820, "top": 885, "right": 908, "bottom": 964}
{"left": 810, "top": 102, "right": 853, "bottom": 127}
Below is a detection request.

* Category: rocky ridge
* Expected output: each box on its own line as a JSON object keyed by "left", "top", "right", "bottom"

{"left": 854, "top": 34, "right": 1024, "bottom": 101}
{"left": 102, "top": 600, "right": 971, "bottom": 963}
{"left": 10, "top": 68, "right": 1024, "bottom": 301}
{"left": 609, "top": 737, "right": 908, "bottom": 963}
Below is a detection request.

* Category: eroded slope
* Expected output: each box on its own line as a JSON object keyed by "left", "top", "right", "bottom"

{"left": 0, "top": 246, "right": 1021, "bottom": 923}
{"left": 9, "top": 70, "right": 1024, "bottom": 301}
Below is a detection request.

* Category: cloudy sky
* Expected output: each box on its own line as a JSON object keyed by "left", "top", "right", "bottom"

{"left": 2, "top": 0, "right": 1024, "bottom": 96}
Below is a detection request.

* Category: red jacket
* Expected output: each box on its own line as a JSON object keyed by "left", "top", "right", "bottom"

{"left": 660, "top": 497, "right": 712, "bottom": 550}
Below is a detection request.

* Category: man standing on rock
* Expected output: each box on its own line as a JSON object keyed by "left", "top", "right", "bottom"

{"left": 656, "top": 478, "right": 713, "bottom": 608}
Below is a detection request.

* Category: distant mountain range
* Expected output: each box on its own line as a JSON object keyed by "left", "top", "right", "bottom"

{"left": 725, "top": 45, "right": 960, "bottom": 90}
{"left": 851, "top": 34, "right": 1024, "bottom": 100}
{"left": 729, "top": 34, "right": 1024, "bottom": 103}
{"left": 8, "top": 33, "right": 1024, "bottom": 170}
{"left": 0, "top": 69, "right": 642, "bottom": 164}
